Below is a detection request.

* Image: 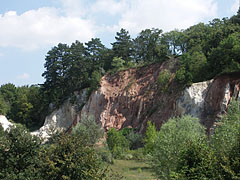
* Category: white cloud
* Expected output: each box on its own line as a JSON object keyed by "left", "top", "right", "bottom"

{"left": 62, "top": 0, "right": 217, "bottom": 34}
{"left": 231, "top": 0, "right": 239, "bottom": 13}
{"left": 90, "top": 0, "right": 127, "bottom": 16}
{"left": 116, "top": 0, "right": 218, "bottom": 33}
{"left": 0, "top": 0, "right": 218, "bottom": 51}
{"left": 0, "top": 7, "right": 96, "bottom": 50}
{"left": 17, "top": 73, "right": 30, "bottom": 80}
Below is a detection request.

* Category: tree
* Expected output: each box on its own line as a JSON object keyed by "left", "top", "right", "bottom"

{"left": 143, "top": 121, "right": 157, "bottom": 154}
{"left": 42, "top": 43, "right": 71, "bottom": 105}
{"left": 0, "top": 94, "right": 10, "bottom": 115}
{"left": 208, "top": 32, "right": 240, "bottom": 76}
{"left": 176, "top": 51, "right": 208, "bottom": 83}
{"left": 133, "top": 28, "right": 164, "bottom": 62}
{"left": 112, "top": 28, "right": 133, "bottom": 64}
{"left": 152, "top": 115, "right": 206, "bottom": 179}
{"left": 85, "top": 38, "right": 106, "bottom": 73}
{"left": 173, "top": 140, "right": 218, "bottom": 180}
{"left": 162, "top": 30, "right": 185, "bottom": 55}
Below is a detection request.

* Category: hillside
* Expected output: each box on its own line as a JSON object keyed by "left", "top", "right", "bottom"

{"left": 33, "top": 59, "right": 240, "bottom": 138}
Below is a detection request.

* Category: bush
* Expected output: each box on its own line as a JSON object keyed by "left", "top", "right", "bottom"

{"left": 143, "top": 121, "right": 157, "bottom": 154}
{"left": 0, "top": 124, "right": 42, "bottom": 180}
{"left": 40, "top": 134, "right": 107, "bottom": 180}
{"left": 121, "top": 127, "right": 143, "bottom": 150}
{"left": 172, "top": 139, "right": 218, "bottom": 180}
{"left": 152, "top": 115, "right": 206, "bottom": 179}
{"left": 72, "top": 113, "right": 104, "bottom": 146}
{"left": 106, "top": 128, "right": 129, "bottom": 158}
{"left": 96, "top": 146, "right": 114, "bottom": 164}
{"left": 157, "top": 70, "right": 171, "bottom": 91}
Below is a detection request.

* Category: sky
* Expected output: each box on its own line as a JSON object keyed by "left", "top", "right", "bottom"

{"left": 0, "top": 0, "right": 239, "bottom": 86}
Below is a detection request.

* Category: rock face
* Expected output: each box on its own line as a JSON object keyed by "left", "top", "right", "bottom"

{"left": 176, "top": 73, "right": 240, "bottom": 133}
{"left": 36, "top": 61, "right": 240, "bottom": 135}
{"left": 82, "top": 59, "right": 180, "bottom": 132}
{"left": 32, "top": 90, "right": 88, "bottom": 138}
{"left": 0, "top": 115, "right": 13, "bottom": 131}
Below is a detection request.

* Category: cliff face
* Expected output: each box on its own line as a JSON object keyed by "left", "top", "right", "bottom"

{"left": 37, "top": 61, "right": 240, "bottom": 136}
{"left": 82, "top": 59, "right": 179, "bottom": 132}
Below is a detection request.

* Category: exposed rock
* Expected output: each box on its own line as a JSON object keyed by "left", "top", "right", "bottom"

{"left": 176, "top": 74, "right": 240, "bottom": 134}
{"left": 31, "top": 90, "right": 88, "bottom": 139}
{"left": 176, "top": 80, "right": 213, "bottom": 119}
{"left": 81, "top": 59, "right": 179, "bottom": 132}
{"left": 36, "top": 61, "right": 240, "bottom": 136}
{"left": 0, "top": 115, "right": 13, "bottom": 131}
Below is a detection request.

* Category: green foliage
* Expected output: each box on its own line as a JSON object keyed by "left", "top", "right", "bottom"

{"left": 209, "top": 32, "right": 240, "bottom": 76}
{"left": 40, "top": 134, "right": 107, "bottom": 180}
{"left": 111, "top": 57, "right": 125, "bottom": 72}
{"left": 176, "top": 51, "right": 207, "bottom": 84}
{"left": 106, "top": 128, "right": 130, "bottom": 158}
{"left": 0, "top": 124, "right": 42, "bottom": 180}
{"left": 96, "top": 146, "right": 114, "bottom": 164}
{"left": 120, "top": 127, "right": 143, "bottom": 150}
{"left": 112, "top": 28, "right": 133, "bottom": 64}
{"left": 143, "top": 121, "right": 157, "bottom": 154}
{"left": 152, "top": 115, "right": 206, "bottom": 179}
{"left": 157, "top": 70, "right": 171, "bottom": 91}
{"left": 172, "top": 140, "right": 218, "bottom": 180}
{"left": 133, "top": 28, "right": 166, "bottom": 62}
{"left": 212, "top": 100, "right": 240, "bottom": 156}
{"left": 0, "top": 94, "right": 10, "bottom": 115}
{"left": 72, "top": 113, "right": 104, "bottom": 146}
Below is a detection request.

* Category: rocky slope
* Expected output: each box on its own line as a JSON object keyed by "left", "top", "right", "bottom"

{"left": 36, "top": 61, "right": 240, "bottom": 136}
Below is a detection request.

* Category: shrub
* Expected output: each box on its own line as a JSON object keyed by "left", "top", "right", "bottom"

{"left": 157, "top": 70, "right": 171, "bottom": 91}
{"left": 72, "top": 113, "right": 104, "bottom": 146}
{"left": 152, "top": 115, "right": 206, "bottom": 179}
{"left": 106, "top": 128, "right": 129, "bottom": 158}
{"left": 96, "top": 146, "right": 114, "bottom": 164}
{"left": 40, "top": 134, "right": 107, "bottom": 180}
{"left": 121, "top": 127, "right": 143, "bottom": 150}
{"left": 172, "top": 139, "right": 218, "bottom": 180}
{"left": 143, "top": 121, "right": 157, "bottom": 154}
{"left": 0, "top": 124, "right": 42, "bottom": 180}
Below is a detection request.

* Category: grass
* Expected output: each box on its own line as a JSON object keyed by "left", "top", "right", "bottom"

{"left": 110, "top": 159, "right": 156, "bottom": 180}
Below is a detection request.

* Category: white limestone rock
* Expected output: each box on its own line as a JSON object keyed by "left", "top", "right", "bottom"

{"left": 176, "top": 80, "right": 213, "bottom": 118}
{"left": 32, "top": 89, "right": 88, "bottom": 139}
{"left": 0, "top": 115, "right": 13, "bottom": 131}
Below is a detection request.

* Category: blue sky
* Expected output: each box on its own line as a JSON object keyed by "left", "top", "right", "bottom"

{"left": 0, "top": 0, "right": 239, "bottom": 86}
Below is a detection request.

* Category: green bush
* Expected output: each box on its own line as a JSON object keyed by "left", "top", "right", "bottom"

{"left": 106, "top": 128, "right": 129, "bottom": 158}
{"left": 96, "top": 146, "right": 114, "bottom": 164}
{"left": 40, "top": 134, "right": 107, "bottom": 180}
{"left": 0, "top": 124, "right": 42, "bottom": 180}
{"left": 143, "top": 121, "right": 157, "bottom": 154}
{"left": 152, "top": 115, "right": 206, "bottom": 179}
{"left": 172, "top": 139, "right": 218, "bottom": 180}
{"left": 72, "top": 113, "right": 104, "bottom": 146}
{"left": 157, "top": 70, "right": 171, "bottom": 91}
